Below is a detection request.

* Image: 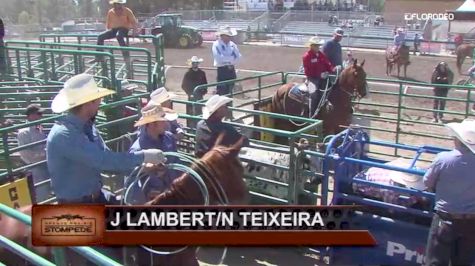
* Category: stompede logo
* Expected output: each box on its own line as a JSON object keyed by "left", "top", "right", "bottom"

{"left": 41, "top": 213, "right": 96, "bottom": 236}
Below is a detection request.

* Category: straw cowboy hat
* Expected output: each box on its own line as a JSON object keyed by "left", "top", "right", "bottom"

{"left": 109, "top": 0, "right": 126, "bottom": 4}
{"left": 147, "top": 87, "right": 176, "bottom": 106}
{"left": 203, "top": 95, "right": 232, "bottom": 119}
{"left": 385, "top": 158, "right": 426, "bottom": 190}
{"left": 51, "top": 73, "right": 115, "bottom": 113}
{"left": 187, "top": 56, "right": 204, "bottom": 66}
{"left": 134, "top": 105, "right": 178, "bottom": 127}
{"left": 306, "top": 36, "right": 324, "bottom": 46}
{"left": 217, "top": 25, "right": 237, "bottom": 37}
{"left": 397, "top": 27, "right": 404, "bottom": 32}
{"left": 446, "top": 119, "right": 475, "bottom": 154}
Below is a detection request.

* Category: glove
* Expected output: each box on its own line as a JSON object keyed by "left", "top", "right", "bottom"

{"left": 333, "top": 65, "right": 343, "bottom": 73}
{"left": 142, "top": 149, "right": 167, "bottom": 165}
{"left": 320, "top": 72, "right": 329, "bottom": 79}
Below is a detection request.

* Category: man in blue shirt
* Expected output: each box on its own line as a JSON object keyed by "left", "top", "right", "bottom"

{"left": 212, "top": 25, "right": 241, "bottom": 96}
{"left": 195, "top": 95, "right": 249, "bottom": 158}
{"left": 423, "top": 119, "right": 475, "bottom": 266}
{"left": 47, "top": 73, "right": 166, "bottom": 204}
{"left": 128, "top": 105, "right": 181, "bottom": 201}
{"left": 323, "top": 28, "right": 344, "bottom": 67}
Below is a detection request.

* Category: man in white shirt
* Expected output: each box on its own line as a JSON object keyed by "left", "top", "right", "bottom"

{"left": 212, "top": 26, "right": 241, "bottom": 96}
{"left": 17, "top": 104, "right": 50, "bottom": 203}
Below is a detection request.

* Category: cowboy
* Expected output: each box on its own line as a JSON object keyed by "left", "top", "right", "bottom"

{"left": 95, "top": 0, "right": 138, "bottom": 61}
{"left": 431, "top": 62, "right": 454, "bottom": 123}
{"left": 413, "top": 33, "right": 422, "bottom": 55}
{"left": 145, "top": 87, "right": 185, "bottom": 140}
{"left": 323, "top": 28, "right": 344, "bottom": 67}
{"left": 195, "top": 95, "right": 249, "bottom": 158}
{"left": 17, "top": 104, "right": 50, "bottom": 203}
{"left": 302, "top": 36, "right": 338, "bottom": 115}
{"left": 46, "top": 73, "right": 166, "bottom": 204}
{"left": 182, "top": 55, "right": 208, "bottom": 127}
{"left": 212, "top": 25, "right": 241, "bottom": 96}
{"left": 423, "top": 119, "right": 475, "bottom": 266}
{"left": 393, "top": 28, "right": 406, "bottom": 53}
{"left": 128, "top": 105, "right": 181, "bottom": 200}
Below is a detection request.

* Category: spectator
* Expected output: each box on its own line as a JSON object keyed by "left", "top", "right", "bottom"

{"left": 423, "top": 119, "right": 475, "bottom": 266}
{"left": 343, "top": 50, "right": 355, "bottom": 69}
{"left": 194, "top": 95, "right": 249, "bottom": 158}
{"left": 212, "top": 25, "right": 241, "bottom": 96}
{"left": 182, "top": 56, "right": 208, "bottom": 128}
{"left": 431, "top": 62, "right": 453, "bottom": 123}
{"left": 94, "top": 0, "right": 138, "bottom": 62}
{"left": 47, "top": 73, "right": 166, "bottom": 204}
{"left": 17, "top": 104, "right": 50, "bottom": 203}
{"left": 413, "top": 33, "right": 422, "bottom": 55}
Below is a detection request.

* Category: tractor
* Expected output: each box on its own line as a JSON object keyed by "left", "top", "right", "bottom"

{"left": 147, "top": 14, "right": 203, "bottom": 49}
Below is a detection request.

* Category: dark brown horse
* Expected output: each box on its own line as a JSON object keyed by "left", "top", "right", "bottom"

{"left": 386, "top": 45, "right": 410, "bottom": 77}
{"left": 129, "top": 135, "right": 248, "bottom": 266}
{"left": 456, "top": 43, "right": 475, "bottom": 74}
{"left": 270, "top": 60, "right": 368, "bottom": 145}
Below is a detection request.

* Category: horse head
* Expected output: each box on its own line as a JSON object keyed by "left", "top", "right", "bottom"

{"left": 339, "top": 59, "right": 368, "bottom": 99}
{"left": 148, "top": 133, "right": 248, "bottom": 206}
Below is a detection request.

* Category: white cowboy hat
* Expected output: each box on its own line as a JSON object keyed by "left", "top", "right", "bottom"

{"left": 147, "top": 87, "right": 176, "bottom": 107}
{"left": 109, "top": 0, "right": 126, "bottom": 4}
{"left": 121, "top": 80, "right": 138, "bottom": 91}
{"left": 306, "top": 36, "right": 324, "bottom": 46}
{"left": 134, "top": 105, "right": 178, "bottom": 127}
{"left": 202, "top": 95, "right": 232, "bottom": 120}
{"left": 446, "top": 119, "right": 475, "bottom": 154}
{"left": 386, "top": 158, "right": 426, "bottom": 190}
{"left": 217, "top": 25, "right": 237, "bottom": 37}
{"left": 51, "top": 73, "right": 115, "bottom": 113}
{"left": 397, "top": 27, "right": 404, "bottom": 32}
{"left": 187, "top": 56, "right": 204, "bottom": 66}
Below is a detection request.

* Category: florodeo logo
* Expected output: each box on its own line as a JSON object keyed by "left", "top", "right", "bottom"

{"left": 41, "top": 213, "right": 96, "bottom": 236}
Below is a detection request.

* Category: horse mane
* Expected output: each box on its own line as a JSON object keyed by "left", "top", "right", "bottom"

{"left": 147, "top": 134, "right": 247, "bottom": 206}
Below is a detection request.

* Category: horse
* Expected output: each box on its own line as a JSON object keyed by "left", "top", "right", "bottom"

{"left": 455, "top": 43, "right": 475, "bottom": 74}
{"left": 386, "top": 44, "right": 410, "bottom": 77}
{"left": 122, "top": 134, "right": 248, "bottom": 266}
{"left": 269, "top": 59, "right": 368, "bottom": 146}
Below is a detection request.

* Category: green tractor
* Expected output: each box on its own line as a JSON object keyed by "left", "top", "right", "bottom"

{"left": 148, "top": 14, "right": 203, "bottom": 48}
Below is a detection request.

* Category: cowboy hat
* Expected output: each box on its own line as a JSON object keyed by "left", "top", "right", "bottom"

{"left": 109, "top": 0, "right": 126, "bottom": 4}
{"left": 446, "top": 119, "right": 475, "bottom": 153}
{"left": 51, "top": 73, "right": 115, "bottom": 113}
{"left": 187, "top": 56, "right": 204, "bottom": 66}
{"left": 121, "top": 80, "right": 138, "bottom": 91}
{"left": 203, "top": 95, "right": 232, "bottom": 119}
{"left": 334, "top": 28, "right": 344, "bottom": 37}
{"left": 134, "top": 105, "right": 178, "bottom": 127}
{"left": 147, "top": 87, "right": 176, "bottom": 107}
{"left": 306, "top": 36, "right": 324, "bottom": 46}
{"left": 397, "top": 27, "right": 404, "bottom": 32}
{"left": 385, "top": 158, "right": 426, "bottom": 190}
{"left": 217, "top": 25, "right": 237, "bottom": 37}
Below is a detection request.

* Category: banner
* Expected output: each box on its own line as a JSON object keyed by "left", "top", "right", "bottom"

{"left": 32, "top": 205, "right": 376, "bottom": 246}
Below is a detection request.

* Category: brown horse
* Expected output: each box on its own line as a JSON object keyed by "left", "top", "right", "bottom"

{"left": 386, "top": 45, "right": 410, "bottom": 77}
{"left": 456, "top": 43, "right": 475, "bottom": 74}
{"left": 270, "top": 60, "right": 368, "bottom": 145}
{"left": 124, "top": 135, "right": 248, "bottom": 266}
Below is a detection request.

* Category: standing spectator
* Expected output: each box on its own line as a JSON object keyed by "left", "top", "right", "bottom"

{"left": 431, "top": 62, "right": 453, "bottom": 123}
{"left": 302, "top": 36, "right": 338, "bottom": 115}
{"left": 94, "top": 0, "right": 138, "bottom": 62}
{"left": 212, "top": 25, "right": 241, "bottom": 96}
{"left": 17, "top": 104, "right": 50, "bottom": 203}
{"left": 343, "top": 50, "right": 355, "bottom": 69}
{"left": 47, "top": 73, "right": 166, "bottom": 205}
{"left": 413, "top": 33, "right": 422, "bottom": 55}
{"left": 194, "top": 95, "right": 249, "bottom": 158}
{"left": 323, "top": 28, "right": 344, "bottom": 67}
{"left": 423, "top": 119, "right": 475, "bottom": 266}
{"left": 182, "top": 56, "right": 208, "bottom": 127}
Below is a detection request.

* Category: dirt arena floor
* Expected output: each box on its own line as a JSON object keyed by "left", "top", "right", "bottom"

{"left": 129, "top": 43, "right": 472, "bottom": 265}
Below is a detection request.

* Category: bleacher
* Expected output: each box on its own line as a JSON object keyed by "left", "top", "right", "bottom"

{"left": 279, "top": 21, "right": 338, "bottom": 35}
{"left": 183, "top": 20, "right": 253, "bottom": 31}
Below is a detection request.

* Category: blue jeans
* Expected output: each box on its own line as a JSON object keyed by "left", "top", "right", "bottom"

{"left": 96, "top": 28, "right": 130, "bottom": 58}
{"left": 216, "top": 65, "right": 236, "bottom": 95}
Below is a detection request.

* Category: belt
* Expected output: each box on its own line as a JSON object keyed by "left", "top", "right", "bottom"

{"left": 436, "top": 211, "right": 475, "bottom": 220}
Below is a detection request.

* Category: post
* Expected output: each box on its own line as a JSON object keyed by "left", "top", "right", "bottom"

{"left": 2, "top": 132, "right": 13, "bottom": 176}
{"left": 287, "top": 136, "right": 298, "bottom": 204}
{"left": 395, "top": 82, "right": 403, "bottom": 156}
{"left": 466, "top": 85, "right": 472, "bottom": 119}
{"left": 51, "top": 248, "right": 68, "bottom": 266}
